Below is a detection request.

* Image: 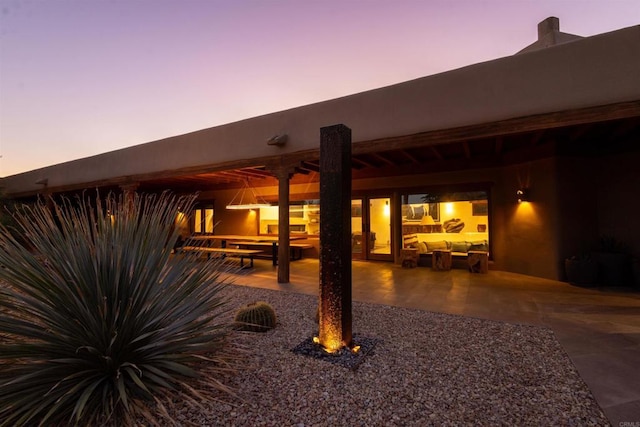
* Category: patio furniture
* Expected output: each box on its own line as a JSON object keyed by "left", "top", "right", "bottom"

{"left": 178, "top": 246, "right": 262, "bottom": 268}
{"left": 400, "top": 248, "right": 418, "bottom": 268}
{"left": 432, "top": 249, "right": 452, "bottom": 271}
{"left": 468, "top": 251, "right": 489, "bottom": 273}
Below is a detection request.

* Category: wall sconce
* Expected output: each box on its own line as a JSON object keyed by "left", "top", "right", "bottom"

{"left": 516, "top": 188, "right": 530, "bottom": 203}
{"left": 267, "top": 134, "right": 288, "bottom": 146}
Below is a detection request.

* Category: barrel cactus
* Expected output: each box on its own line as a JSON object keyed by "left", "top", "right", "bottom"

{"left": 234, "top": 301, "right": 277, "bottom": 332}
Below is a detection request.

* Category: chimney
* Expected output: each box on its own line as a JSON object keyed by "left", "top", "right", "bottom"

{"left": 538, "top": 16, "right": 560, "bottom": 40}
{"left": 517, "top": 16, "right": 582, "bottom": 54}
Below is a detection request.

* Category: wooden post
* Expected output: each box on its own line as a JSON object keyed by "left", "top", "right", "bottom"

{"left": 319, "top": 124, "right": 352, "bottom": 352}
{"left": 276, "top": 168, "right": 292, "bottom": 283}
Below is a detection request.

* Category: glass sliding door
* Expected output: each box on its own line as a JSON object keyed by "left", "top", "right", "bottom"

{"left": 351, "top": 196, "right": 393, "bottom": 261}
{"left": 351, "top": 199, "right": 365, "bottom": 258}
{"left": 367, "top": 197, "right": 392, "bottom": 260}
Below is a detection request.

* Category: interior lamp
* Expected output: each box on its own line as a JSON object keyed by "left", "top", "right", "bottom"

{"left": 516, "top": 188, "right": 530, "bottom": 203}
{"left": 421, "top": 215, "right": 435, "bottom": 225}
{"left": 226, "top": 181, "right": 272, "bottom": 210}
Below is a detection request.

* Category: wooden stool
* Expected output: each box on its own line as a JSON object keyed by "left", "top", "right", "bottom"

{"left": 468, "top": 251, "right": 489, "bottom": 273}
{"left": 400, "top": 248, "right": 419, "bottom": 268}
{"left": 432, "top": 249, "right": 452, "bottom": 271}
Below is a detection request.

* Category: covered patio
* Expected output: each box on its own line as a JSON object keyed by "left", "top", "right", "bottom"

{"left": 223, "top": 257, "right": 640, "bottom": 425}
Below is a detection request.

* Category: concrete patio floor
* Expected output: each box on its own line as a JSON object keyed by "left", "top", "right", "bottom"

{"left": 226, "top": 258, "right": 640, "bottom": 425}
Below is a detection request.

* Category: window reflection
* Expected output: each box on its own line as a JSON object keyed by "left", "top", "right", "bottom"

{"left": 402, "top": 191, "right": 489, "bottom": 255}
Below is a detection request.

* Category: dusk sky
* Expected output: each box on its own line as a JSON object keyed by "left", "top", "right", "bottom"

{"left": 1, "top": 1, "right": 638, "bottom": 177}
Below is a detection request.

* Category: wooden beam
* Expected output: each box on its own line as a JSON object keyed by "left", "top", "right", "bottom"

{"left": 530, "top": 130, "right": 545, "bottom": 147}
{"left": 300, "top": 161, "right": 320, "bottom": 172}
{"left": 462, "top": 141, "right": 472, "bottom": 159}
{"left": 399, "top": 149, "right": 420, "bottom": 164}
{"left": 430, "top": 145, "right": 444, "bottom": 161}
{"left": 494, "top": 137, "right": 503, "bottom": 155}
{"left": 352, "top": 156, "right": 376, "bottom": 168}
{"left": 568, "top": 124, "right": 593, "bottom": 142}
{"left": 352, "top": 100, "right": 640, "bottom": 155}
{"left": 371, "top": 152, "right": 396, "bottom": 167}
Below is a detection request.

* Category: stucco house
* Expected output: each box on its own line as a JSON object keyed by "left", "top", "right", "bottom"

{"left": 2, "top": 17, "right": 639, "bottom": 284}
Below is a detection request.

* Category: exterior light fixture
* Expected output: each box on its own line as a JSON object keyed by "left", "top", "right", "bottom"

{"left": 35, "top": 178, "right": 48, "bottom": 186}
{"left": 516, "top": 188, "right": 529, "bottom": 203}
{"left": 267, "top": 134, "right": 288, "bottom": 146}
{"left": 226, "top": 180, "right": 272, "bottom": 210}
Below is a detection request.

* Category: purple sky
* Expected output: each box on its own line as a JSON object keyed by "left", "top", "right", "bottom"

{"left": 1, "top": 0, "right": 638, "bottom": 177}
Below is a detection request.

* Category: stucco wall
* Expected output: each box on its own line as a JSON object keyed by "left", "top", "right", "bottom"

{"left": 493, "top": 159, "right": 561, "bottom": 279}
{"left": 555, "top": 156, "right": 600, "bottom": 268}
{"left": 2, "top": 25, "right": 639, "bottom": 196}
{"left": 597, "top": 150, "right": 640, "bottom": 259}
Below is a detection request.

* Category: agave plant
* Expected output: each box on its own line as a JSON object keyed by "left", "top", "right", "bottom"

{"left": 0, "top": 192, "right": 242, "bottom": 426}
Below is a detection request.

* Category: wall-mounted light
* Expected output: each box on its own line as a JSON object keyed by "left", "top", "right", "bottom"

{"left": 267, "top": 134, "right": 288, "bottom": 146}
{"left": 516, "top": 188, "right": 530, "bottom": 203}
{"left": 444, "top": 202, "right": 454, "bottom": 215}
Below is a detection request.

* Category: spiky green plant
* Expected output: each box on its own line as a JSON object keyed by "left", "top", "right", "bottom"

{"left": 0, "top": 192, "right": 243, "bottom": 426}
{"left": 234, "top": 301, "right": 277, "bottom": 332}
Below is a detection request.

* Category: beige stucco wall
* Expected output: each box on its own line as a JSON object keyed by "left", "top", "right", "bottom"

{"left": 2, "top": 25, "right": 639, "bottom": 196}
{"left": 494, "top": 159, "right": 561, "bottom": 279}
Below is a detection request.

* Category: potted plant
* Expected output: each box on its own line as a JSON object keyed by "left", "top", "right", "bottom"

{"left": 565, "top": 254, "right": 599, "bottom": 287}
{"left": 593, "top": 236, "right": 632, "bottom": 287}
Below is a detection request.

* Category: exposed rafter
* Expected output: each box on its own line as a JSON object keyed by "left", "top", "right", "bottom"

{"left": 462, "top": 141, "right": 472, "bottom": 159}
{"left": 352, "top": 157, "right": 376, "bottom": 168}
{"left": 399, "top": 149, "right": 420, "bottom": 164}
{"left": 430, "top": 146, "right": 444, "bottom": 161}
{"left": 495, "top": 137, "right": 503, "bottom": 155}
{"left": 371, "top": 152, "right": 396, "bottom": 167}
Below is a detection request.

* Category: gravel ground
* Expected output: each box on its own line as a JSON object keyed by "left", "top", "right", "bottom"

{"left": 170, "top": 284, "right": 609, "bottom": 426}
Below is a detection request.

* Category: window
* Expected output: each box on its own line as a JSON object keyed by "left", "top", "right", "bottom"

{"left": 258, "top": 200, "right": 320, "bottom": 235}
{"left": 401, "top": 191, "right": 489, "bottom": 253}
{"left": 194, "top": 204, "right": 215, "bottom": 234}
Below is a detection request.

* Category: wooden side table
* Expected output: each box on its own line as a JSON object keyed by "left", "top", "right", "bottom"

{"left": 432, "top": 249, "right": 452, "bottom": 271}
{"left": 468, "top": 251, "right": 489, "bottom": 273}
{"left": 400, "top": 248, "right": 419, "bottom": 268}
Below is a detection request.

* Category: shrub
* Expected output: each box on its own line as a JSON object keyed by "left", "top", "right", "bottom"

{"left": 0, "top": 192, "right": 242, "bottom": 426}
{"left": 234, "top": 301, "right": 277, "bottom": 332}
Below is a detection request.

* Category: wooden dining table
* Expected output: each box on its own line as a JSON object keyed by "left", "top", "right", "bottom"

{"left": 188, "top": 235, "right": 307, "bottom": 265}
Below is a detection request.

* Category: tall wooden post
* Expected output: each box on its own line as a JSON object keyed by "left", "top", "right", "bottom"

{"left": 318, "top": 124, "right": 352, "bottom": 352}
{"left": 276, "top": 168, "right": 292, "bottom": 283}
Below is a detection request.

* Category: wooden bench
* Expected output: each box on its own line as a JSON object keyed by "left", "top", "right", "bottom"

{"left": 232, "top": 241, "right": 314, "bottom": 265}
{"left": 179, "top": 246, "right": 262, "bottom": 268}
